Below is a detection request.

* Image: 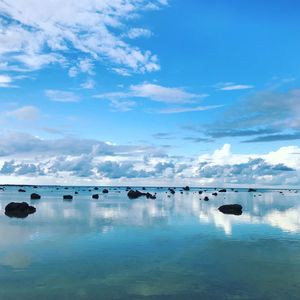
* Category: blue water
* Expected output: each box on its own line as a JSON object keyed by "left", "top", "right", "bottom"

{"left": 0, "top": 186, "right": 300, "bottom": 299}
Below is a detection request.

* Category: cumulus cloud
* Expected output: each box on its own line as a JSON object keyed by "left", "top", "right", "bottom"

{"left": 0, "top": 74, "right": 14, "bottom": 87}
{"left": 0, "top": 0, "right": 165, "bottom": 75}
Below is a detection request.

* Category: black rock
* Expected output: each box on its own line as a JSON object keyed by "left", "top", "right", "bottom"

{"left": 30, "top": 193, "right": 41, "bottom": 200}
{"left": 199, "top": 191, "right": 203, "bottom": 194}
{"left": 33, "top": 186, "right": 38, "bottom": 189}
{"left": 218, "top": 189, "right": 227, "bottom": 192}
{"left": 204, "top": 196, "right": 209, "bottom": 201}
{"left": 75, "top": 191, "right": 78, "bottom": 194}
{"left": 18, "top": 189, "right": 26, "bottom": 192}
{"left": 92, "top": 194, "right": 99, "bottom": 199}
{"left": 127, "top": 190, "right": 156, "bottom": 199}
{"left": 102, "top": 189, "right": 109, "bottom": 194}
{"left": 94, "top": 187, "right": 99, "bottom": 190}
{"left": 183, "top": 186, "right": 190, "bottom": 191}
{"left": 63, "top": 195, "right": 73, "bottom": 200}
{"left": 248, "top": 188, "right": 257, "bottom": 192}
{"left": 168, "top": 188, "right": 175, "bottom": 194}
{"left": 5, "top": 202, "right": 36, "bottom": 218}
{"left": 212, "top": 192, "right": 218, "bottom": 196}
{"left": 218, "top": 204, "right": 242, "bottom": 215}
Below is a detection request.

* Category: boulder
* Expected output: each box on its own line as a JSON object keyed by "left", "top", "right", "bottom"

{"left": 127, "top": 190, "right": 156, "bottom": 199}
{"left": 183, "top": 186, "right": 190, "bottom": 191}
{"left": 30, "top": 193, "right": 41, "bottom": 200}
{"left": 5, "top": 202, "right": 36, "bottom": 218}
{"left": 204, "top": 196, "right": 209, "bottom": 201}
{"left": 218, "top": 189, "right": 227, "bottom": 192}
{"left": 102, "top": 189, "right": 109, "bottom": 194}
{"left": 218, "top": 204, "right": 242, "bottom": 215}
{"left": 212, "top": 192, "right": 218, "bottom": 196}
{"left": 94, "top": 187, "right": 99, "bottom": 190}
{"left": 18, "top": 189, "right": 26, "bottom": 192}
{"left": 248, "top": 188, "right": 257, "bottom": 192}
{"left": 92, "top": 194, "right": 99, "bottom": 199}
{"left": 63, "top": 195, "right": 73, "bottom": 200}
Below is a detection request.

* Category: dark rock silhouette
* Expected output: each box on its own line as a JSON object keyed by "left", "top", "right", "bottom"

{"left": 63, "top": 195, "right": 73, "bottom": 200}
{"left": 218, "top": 189, "right": 227, "bottom": 192}
{"left": 94, "top": 187, "right": 99, "bottom": 190}
{"left": 212, "top": 192, "right": 218, "bottom": 196}
{"left": 92, "top": 194, "right": 99, "bottom": 199}
{"left": 204, "top": 196, "right": 209, "bottom": 201}
{"left": 5, "top": 202, "right": 36, "bottom": 218}
{"left": 168, "top": 188, "right": 175, "bottom": 194}
{"left": 183, "top": 186, "right": 190, "bottom": 191}
{"left": 18, "top": 189, "right": 26, "bottom": 192}
{"left": 30, "top": 193, "right": 41, "bottom": 200}
{"left": 127, "top": 190, "right": 156, "bottom": 199}
{"left": 218, "top": 204, "right": 242, "bottom": 215}
{"left": 102, "top": 189, "right": 109, "bottom": 193}
{"left": 248, "top": 188, "right": 257, "bottom": 192}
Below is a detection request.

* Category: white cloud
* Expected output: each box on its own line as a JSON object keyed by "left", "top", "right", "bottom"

{"left": 158, "top": 105, "right": 222, "bottom": 114}
{"left": 126, "top": 28, "right": 152, "bottom": 39}
{"left": 95, "top": 83, "right": 209, "bottom": 110}
{"left": 217, "top": 83, "right": 254, "bottom": 91}
{"left": 6, "top": 106, "right": 40, "bottom": 121}
{"left": 80, "top": 79, "right": 95, "bottom": 89}
{"left": 0, "top": 0, "right": 165, "bottom": 75}
{"left": 0, "top": 75, "right": 14, "bottom": 88}
{"left": 45, "top": 90, "right": 79, "bottom": 102}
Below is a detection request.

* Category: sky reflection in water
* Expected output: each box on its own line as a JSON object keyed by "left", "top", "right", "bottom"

{"left": 0, "top": 187, "right": 300, "bottom": 300}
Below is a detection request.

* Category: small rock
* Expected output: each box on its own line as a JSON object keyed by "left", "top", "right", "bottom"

{"left": 18, "top": 188, "right": 26, "bottom": 192}
{"left": 102, "top": 189, "right": 109, "bottom": 194}
{"left": 204, "top": 196, "right": 209, "bottom": 201}
{"left": 30, "top": 193, "right": 41, "bottom": 200}
{"left": 218, "top": 189, "right": 227, "bottom": 192}
{"left": 248, "top": 188, "right": 257, "bottom": 192}
{"left": 63, "top": 195, "right": 73, "bottom": 200}
{"left": 183, "top": 186, "right": 190, "bottom": 191}
{"left": 92, "top": 194, "right": 99, "bottom": 199}
{"left": 212, "top": 192, "right": 218, "bottom": 196}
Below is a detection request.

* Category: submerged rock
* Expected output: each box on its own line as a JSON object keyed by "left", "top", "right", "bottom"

{"left": 94, "top": 187, "right": 99, "bottom": 190}
{"left": 92, "top": 194, "right": 99, "bottom": 199}
{"left": 18, "top": 189, "right": 26, "bottom": 192}
{"left": 102, "top": 189, "right": 109, "bottom": 194}
{"left": 30, "top": 193, "right": 41, "bottom": 200}
{"left": 63, "top": 195, "right": 73, "bottom": 200}
{"left": 127, "top": 190, "right": 156, "bottom": 199}
{"left": 218, "top": 204, "right": 242, "bottom": 215}
{"left": 5, "top": 202, "right": 36, "bottom": 218}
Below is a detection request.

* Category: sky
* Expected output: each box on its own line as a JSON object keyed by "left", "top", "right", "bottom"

{"left": 0, "top": 0, "right": 300, "bottom": 187}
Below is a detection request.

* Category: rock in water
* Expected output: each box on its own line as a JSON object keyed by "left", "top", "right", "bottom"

{"left": 18, "top": 189, "right": 26, "bottom": 192}
{"left": 127, "top": 190, "right": 156, "bottom": 199}
{"left": 30, "top": 193, "right": 41, "bottom": 200}
{"left": 92, "top": 194, "right": 99, "bottom": 199}
{"left": 63, "top": 195, "right": 73, "bottom": 200}
{"left": 218, "top": 204, "right": 242, "bottom": 215}
{"left": 102, "top": 189, "right": 109, "bottom": 194}
{"left": 212, "top": 192, "right": 218, "bottom": 196}
{"left": 248, "top": 188, "right": 257, "bottom": 192}
{"left": 204, "top": 196, "right": 209, "bottom": 201}
{"left": 168, "top": 188, "right": 175, "bottom": 194}
{"left": 5, "top": 202, "right": 36, "bottom": 218}
{"left": 218, "top": 189, "right": 227, "bottom": 192}
{"left": 183, "top": 186, "right": 190, "bottom": 191}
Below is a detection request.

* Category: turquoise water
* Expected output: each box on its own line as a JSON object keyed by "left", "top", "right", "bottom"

{"left": 0, "top": 186, "right": 300, "bottom": 299}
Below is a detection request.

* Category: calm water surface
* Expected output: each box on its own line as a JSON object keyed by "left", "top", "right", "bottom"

{"left": 0, "top": 186, "right": 300, "bottom": 299}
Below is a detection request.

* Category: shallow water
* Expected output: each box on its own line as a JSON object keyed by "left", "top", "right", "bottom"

{"left": 0, "top": 186, "right": 300, "bottom": 299}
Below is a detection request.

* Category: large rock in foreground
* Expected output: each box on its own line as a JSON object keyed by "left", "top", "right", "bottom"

{"left": 218, "top": 204, "right": 242, "bottom": 215}
{"left": 5, "top": 202, "right": 36, "bottom": 218}
{"left": 127, "top": 190, "right": 156, "bottom": 199}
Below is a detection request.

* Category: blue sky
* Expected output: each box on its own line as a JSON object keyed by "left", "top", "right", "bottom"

{"left": 0, "top": 0, "right": 300, "bottom": 186}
